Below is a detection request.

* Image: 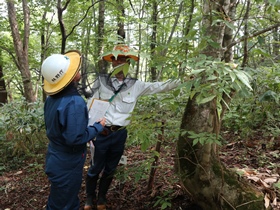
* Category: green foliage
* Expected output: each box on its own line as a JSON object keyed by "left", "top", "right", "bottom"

{"left": 153, "top": 190, "right": 173, "bottom": 209}
{"left": 223, "top": 64, "right": 280, "bottom": 139}
{"left": 222, "top": 97, "right": 259, "bottom": 138}
{"left": 0, "top": 99, "right": 47, "bottom": 172}
{"left": 183, "top": 56, "right": 252, "bottom": 106}
{"left": 116, "top": 157, "right": 151, "bottom": 183}
{"left": 127, "top": 92, "right": 184, "bottom": 151}
{"left": 178, "top": 57, "right": 253, "bottom": 140}
{"left": 117, "top": 91, "right": 185, "bottom": 192}
{"left": 187, "top": 131, "right": 222, "bottom": 146}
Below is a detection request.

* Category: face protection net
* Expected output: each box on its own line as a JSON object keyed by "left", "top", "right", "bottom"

{"left": 77, "top": 54, "right": 137, "bottom": 98}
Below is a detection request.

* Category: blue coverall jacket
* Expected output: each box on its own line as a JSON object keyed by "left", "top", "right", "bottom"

{"left": 44, "top": 84, "right": 103, "bottom": 210}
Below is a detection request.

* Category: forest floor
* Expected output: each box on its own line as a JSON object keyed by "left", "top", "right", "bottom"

{"left": 1, "top": 131, "right": 280, "bottom": 210}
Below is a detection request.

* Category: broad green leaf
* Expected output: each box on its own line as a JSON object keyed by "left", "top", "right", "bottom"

{"left": 191, "top": 69, "right": 205, "bottom": 74}
{"left": 198, "top": 95, "right": 216, "bottom": 104}
{"left": 224, "top": 21, "right": 236, "bottom": 30}
{"left": 229, "top": 72, "right": 236, "bottom": 82}
{"left": 193, "top": 138, "right": 199, "bottom": 146}
{"left": 206, "top": 75, "right": 217, "bottom": 81}
{"left": 251, "top": 48, "right": 271, "bottom": 57}
{"left": 234, "top": 70, "right": 253, "bottom": 90}
{"left": 211, "top": 19, "right": 223, "bottom": 26}
{"left": 259, "top": 90, "right": 278, "bottom": 102}
{"left": 110, "top": 63, "right": 129, "bottom": 77}
{"left": 208, "top": 41, "right": 220, "bottom": 48}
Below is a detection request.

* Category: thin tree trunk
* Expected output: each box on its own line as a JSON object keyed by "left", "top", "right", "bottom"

{"left": 116, "top": 0, "right": 125, "bottom": 41}
{"left": 97, "top": 0, "right": 107, "bottom": 73}
{"left": 147, "top": 120, "right": 165, "bottom": 191}
{"left": 241, "top": 0, "right": 250, "bottom": 67}
{"left": 0, "top": 65, "right": 8, "bottom": 105}
{"left": 150, "top": 0, "right": 157, "bottom": 81}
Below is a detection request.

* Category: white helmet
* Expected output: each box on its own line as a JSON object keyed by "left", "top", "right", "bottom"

{"left": 41, "top": 50, "right": 81, "bottom": 95}
{"left": 41, "top": 54, "right": 70, "bottom": 84}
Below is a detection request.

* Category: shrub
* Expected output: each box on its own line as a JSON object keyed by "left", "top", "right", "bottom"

{"left": 0, "top": 99, "right": 47, "bottom": 172}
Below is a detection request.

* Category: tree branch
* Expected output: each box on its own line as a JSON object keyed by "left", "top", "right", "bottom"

{"left": 226, "top": 23, "right": 280, "bottom": 51}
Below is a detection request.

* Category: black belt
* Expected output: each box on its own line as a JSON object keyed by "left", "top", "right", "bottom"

{"left": 105, "top": 125, "right": 125, "bottom": 132}
{"left": 49, "top": 141, "right": 86, "bottom": 153}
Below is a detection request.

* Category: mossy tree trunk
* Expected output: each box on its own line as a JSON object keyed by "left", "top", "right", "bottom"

{"left": 176, "top": 98, "right": 264, "bottom": 210}
{"left": 176, "top": 0, "right": 264, "bottom": 209}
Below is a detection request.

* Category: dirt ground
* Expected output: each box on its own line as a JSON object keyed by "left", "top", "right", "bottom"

{"left": 1, "top": 133, "right": 279, "bottom": 210}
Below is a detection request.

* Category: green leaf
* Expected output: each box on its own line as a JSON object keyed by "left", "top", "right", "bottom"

{"left": 251, "top": 48, "right": 271, "bottom": 57}
{"left": 198, "top": 95, "right": 216, "bottom": 104}
{"left": 224, "top": 21, "right": 236, "bottom": 30}
{"left": 172, "top": 88, "right": 181, "bottom": 97}
{"left": 211, "top": 19, "right": 223, "bottom": 26}
{"left": 110, "top": 63, "right": 129, "bottom": 77}
{"left": 208, "top": 41, "right": 220, "bottom": 48}
{"left": 207, "top": 75, "right": 218, "bottom": 81}
{"left": 229, "top": 72, "right": 236, "bottom": 82}
{"left": 191, "top": 69, "right": 205, "bottom": 74}
{"left": 257, "top": 36, "right": 265, "bottom": 45}
{"left": 193, "top": 138, "right": 199, "bottom": 146}
{"left": 259, "top": 90, "right": 278, "bottom": 102}
{"left": 234, "top": 70, "right": 252, "bottom": 90}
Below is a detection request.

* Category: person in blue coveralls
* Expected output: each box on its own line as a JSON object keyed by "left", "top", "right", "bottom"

{"left": 84, "top": 45, "right": 180, "bottom": 210}
{"left": 41, "top": 50, "right": 106, "bottom": 210}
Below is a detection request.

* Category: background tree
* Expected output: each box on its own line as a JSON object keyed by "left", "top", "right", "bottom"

{"left": 0, "top": 62, "right": 8, "bottom": 105}
{"left": 6, "top": 0, "right": 35, "bottom": 102}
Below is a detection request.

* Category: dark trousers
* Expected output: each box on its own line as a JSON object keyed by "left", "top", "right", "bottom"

{"left": 86, "top": 128, "right": 127, "bottom": 196}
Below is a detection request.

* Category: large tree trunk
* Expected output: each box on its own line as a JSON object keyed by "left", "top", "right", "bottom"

{"left": 7, "top": 0, "right": 36, "bottom": 103}
{"left": 176, "top": 0, "right": 264, "bottom": 209}
{"left": 177, "top": 98, "right": 264, "bottom": 209}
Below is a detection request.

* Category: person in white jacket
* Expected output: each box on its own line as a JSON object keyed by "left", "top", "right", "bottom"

{"left": 84, "top": 44, "right": 180, "bottom": 210}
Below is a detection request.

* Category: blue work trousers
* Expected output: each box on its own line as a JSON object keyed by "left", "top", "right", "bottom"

{"left": 87, "top": 128, "right": 127, "bottom": 178}
{"left": 45, "top": 145, "right": 86, "bottom": 210}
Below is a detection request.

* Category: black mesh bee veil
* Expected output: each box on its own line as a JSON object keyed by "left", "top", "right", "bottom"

{"left": 77, "top": 54, "right": 137, "bottom": 98}
{"left": 77, "top": 54, "right": 99, "bottom": 98}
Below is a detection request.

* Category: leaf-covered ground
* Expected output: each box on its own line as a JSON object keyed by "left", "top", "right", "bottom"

{"left": 1, "top": 133, "right": 279, "bottom": 210}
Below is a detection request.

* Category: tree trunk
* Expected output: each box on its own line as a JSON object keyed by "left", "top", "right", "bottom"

{"left": 7, "top": 0, "right": 36, "bottom": 103}
{"left": 116, "top": 0, "right": 125, "bottom": 41}
{"left": 0, "top": 65, "right": 8, "bottom": 105}
{"left": 177, "top": 98, "right": 264, "bottom": 209}
{"left": 176, "top": 0, "right": 264, "bottom": 209}
{"left": 97, "top": 0, "right": 107, "bottom": 74}
{"left": 150, "top": 1, "right": 157, "bottom": 81}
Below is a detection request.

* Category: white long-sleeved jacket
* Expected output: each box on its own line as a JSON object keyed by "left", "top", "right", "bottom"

{"left": 87, "top": 75, "right": 180, "bottom": 126}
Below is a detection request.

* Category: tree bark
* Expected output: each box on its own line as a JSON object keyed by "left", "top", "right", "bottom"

{"left": 177, "top": 98, "right": 264, "bottom": 209}
{"left": 97, "top": 0, "right": 107, "bottom": 74}
{"left": 0, "top": 65, "right": 8, "bottom": 105}
{"left": 7, "top": 0, "right": 36, "bottom": 103}
{"left": 150, "top": 1, "right": 157, "bottom": 81}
